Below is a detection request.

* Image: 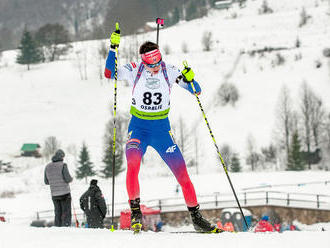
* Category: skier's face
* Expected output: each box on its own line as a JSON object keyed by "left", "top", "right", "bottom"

{"left": 144, "top": 62, "right": 161, "bottom": 74}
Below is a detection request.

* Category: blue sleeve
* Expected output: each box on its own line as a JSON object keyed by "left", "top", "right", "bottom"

{"left": 104, "top": 49, "right": 116, "bottom": 79}
{"left": 182, "top": 80, "right": 202, "bottom": 95}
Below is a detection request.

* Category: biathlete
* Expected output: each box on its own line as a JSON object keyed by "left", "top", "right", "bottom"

{"left": 104, "top": 24, "right": 222, "bottom": 233}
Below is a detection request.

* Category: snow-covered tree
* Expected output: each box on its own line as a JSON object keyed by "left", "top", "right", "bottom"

{"left": 274, "top": 86, "right": 293, "bottom": 162}
{"left": 42, "top": 136, "right": 61, "bottom": 161}
{"left": 202, "top": 31, "right": 213, "bottom": 51}
{"left": 76, "top": 143, "right": 95, "bottom": 183}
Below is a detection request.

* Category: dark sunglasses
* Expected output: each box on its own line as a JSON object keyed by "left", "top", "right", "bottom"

{"left": 144, "top": 60, "right": 162, "bottom": 68}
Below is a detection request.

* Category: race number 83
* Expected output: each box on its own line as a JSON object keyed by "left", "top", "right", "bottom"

{"left": 143, "top": 92, "right": 162, "bottom": 105}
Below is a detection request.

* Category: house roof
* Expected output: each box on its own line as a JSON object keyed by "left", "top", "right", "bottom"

{"left": 21, "top": 143, "right": 40, "bottom": 151}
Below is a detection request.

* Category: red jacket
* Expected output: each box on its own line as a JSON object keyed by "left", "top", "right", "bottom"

{"left": 254, "top": 220, "right": 274, "bottom": 232}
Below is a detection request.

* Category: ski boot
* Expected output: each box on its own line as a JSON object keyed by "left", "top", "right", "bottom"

{"left": 130, "top": 198, "right": 142, "bottom": 234}
{"left": 188, "top": 205, "right": 223, "bottom": 233}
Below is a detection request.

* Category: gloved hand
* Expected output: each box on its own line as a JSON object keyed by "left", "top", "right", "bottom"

{"left": 110, "top": 22, "right": 120, "bottom": 49}
{"left": 182, "top": 61, "right": 195, "bottom": 83}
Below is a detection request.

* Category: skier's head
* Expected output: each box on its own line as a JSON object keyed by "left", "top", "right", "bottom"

{"left": 140, "top": 41, "right": 162, "bottom": 73}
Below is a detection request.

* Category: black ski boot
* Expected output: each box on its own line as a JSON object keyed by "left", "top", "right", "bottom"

{"left": 188, "top": 205, "right": 223, "bottom": 233}
{"left": 130, "top": 198, "right": 142, "bottom": 234}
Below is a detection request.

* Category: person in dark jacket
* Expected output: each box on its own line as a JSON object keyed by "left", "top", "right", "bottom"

{"left": 80, "top": 179, "right": 107, "bottom": 228}
{"left": 44, "top": 149, "right": 73, "bottom": 227}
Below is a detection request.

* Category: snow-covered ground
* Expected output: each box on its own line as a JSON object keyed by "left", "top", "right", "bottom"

{"left": 1, "top": 222, "right": 330, "bottom": 248}
{"left": 0, "top": 0, "right": 330, "bottom": 247}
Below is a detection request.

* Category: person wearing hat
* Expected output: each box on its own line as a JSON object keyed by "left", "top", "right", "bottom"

{"left": 44, "top": 149, "right": 73, "bottom": 227}
{"left": 80, "top": 179, "right": 107, "bottom": 228}
{"left": 254, "top": 215, "right": 274, "bottom": 232}
{"left": 104, "top": 26, "right": 222, "bottom": 233}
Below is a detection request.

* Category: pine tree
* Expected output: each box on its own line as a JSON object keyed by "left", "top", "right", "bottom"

{"left": 287, "top": 131, "right": 305, "bottom": 171}
{"left": 16, "top": 28, "right": 42, "bottom": 70}
{"left": 100, "top": 141, "right": 124, "bottom": 178}
{"left": 76, "top": 143, "right": 96, "bottom": 183}
{"left": 100, "top": 114, "right": 127, "bottom": 178}
{"left": 230, "top": 153, "right": 241, "bottom": 172}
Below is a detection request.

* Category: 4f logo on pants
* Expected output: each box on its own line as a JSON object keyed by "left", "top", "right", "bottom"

{"left": 166, "top": 145, "right": 177, "bottom": 153}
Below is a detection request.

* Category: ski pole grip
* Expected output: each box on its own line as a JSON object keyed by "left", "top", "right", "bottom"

{"left": 183, "top": 60, "right": 189, "bottom": 69}
{"left": 156, "top": 18, "right": 164, "bottom": 26}
{"left": 115, "top": 22, "right": 120, "bottom": 34}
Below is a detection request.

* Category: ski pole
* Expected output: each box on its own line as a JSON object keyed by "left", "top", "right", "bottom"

{"left": 71, "top": 199, "right": 79, "bottom": 227}
{"left": 183, "top": 61, "right": 249, "bottom": 229}
{"left": 156, "top": 18, "right": 164, "bottom": 45}
{"left": 111, "top": 22, "right": 120, "bottom": 232}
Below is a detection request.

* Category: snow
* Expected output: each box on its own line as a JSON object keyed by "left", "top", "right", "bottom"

{"left": 0, "top": 0, "right": 330, "bottom": 247}
{"left": 0, "top": 222, "right": 329, "bottom": 248}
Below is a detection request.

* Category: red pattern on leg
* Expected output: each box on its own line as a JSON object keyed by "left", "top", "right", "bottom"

{"left": 126, "top": 147, "right": 142, "bottom": 200}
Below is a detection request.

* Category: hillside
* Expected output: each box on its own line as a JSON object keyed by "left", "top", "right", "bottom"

{"left": 0, "top": 0, "right": 330, "bottom": 233}
{"left": 0, "top": 0, "right": 329, "bottom": 175}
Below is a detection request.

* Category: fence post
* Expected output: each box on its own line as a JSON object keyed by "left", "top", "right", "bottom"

{"left": 158, "top": 200, "right": 162, "bottom": 210}
{"left": 215, "top": 195, "right": 218, "bottom": 207}
{"left": 244, "top": 192, "right": 247, "bottom": 205}
{"left": 287, "top": 193, "right": 290, "bottom": 206}
{"left": 317, "top": 195, "right": 320, "bottom": 208}
{"left": 36, "top": 211, "right": 39, "bottom": 220}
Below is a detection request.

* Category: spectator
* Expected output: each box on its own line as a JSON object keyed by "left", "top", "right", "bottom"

{"left": 44, "top": 149, "right": 73, "bottom": 227}
{"left": 274, "top": 223, "right": 281, "bottom": 232}
{"left": 254, "top": 215, "right": 274, "bottom": 232}
{"left": 281, "top": 221, "right": 300, "bottom": 232}
{"left": 80, "top": 179, "right": 107, "bottom": 228}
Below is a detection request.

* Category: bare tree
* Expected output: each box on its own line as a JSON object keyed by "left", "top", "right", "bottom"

{"left": 300, "top": 82, "right": 314, "bottom": 169}
{"left": 61, "top": 0, "right": 108, "bottom": 40}
{"left": 299, "top": 7, "right": 311, "bottom": 28}
{"left": 323, "top": 113, "right": 330, "bottom": 170}
{"left": 43, "top": 136, "right": 61, "bottom": 160}
{"left": 75, "top": 43, "right": 88, "bottom": 80}
{"left": 310, "top": 96, "right": 326, "bottom": 148}
{"left": 219, "top": 143, "right": 233, "bottom": 167}
{"left": 201, "top": 31, "right": 213, "bottom": 51}
{"left": 182, "top": 41, "right": 189, "bottom": 53}
{"left": 246, "top": 134, "right": 260, "bottom": 171}
{"left": 275, "top": 86, "right": 293, "bottom": 161}
{"left": 97, "top": 41, "right": 108, "bottom": 80}
{"left": 163, "top": 44, "right": 171, "bottom": 55}
{"left": 121, "top": 34, "right": 139, "bottom": 65}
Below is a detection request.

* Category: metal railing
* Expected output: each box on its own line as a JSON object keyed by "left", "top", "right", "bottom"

{"left": 34, "top": 190, "right": 330, "bottom": 221}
